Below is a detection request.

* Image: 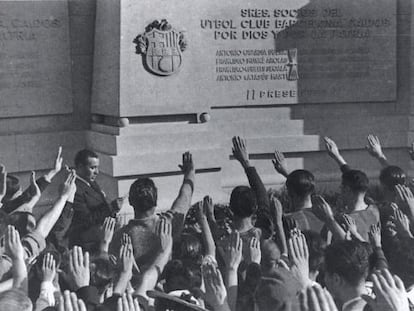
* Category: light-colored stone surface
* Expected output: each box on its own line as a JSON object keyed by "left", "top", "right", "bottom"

{"left": 0, "top": 0, "right": 72, "bottom": 117}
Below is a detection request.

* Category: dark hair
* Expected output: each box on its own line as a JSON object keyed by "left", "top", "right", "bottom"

{"left": 303, "top": 231, "right": 326, "bottom": 273}
{"left": 162, "top": 259, "right": 202, "bottom": 294}
{"left": 229, "top": 186, "right": 257, "bottom": 218}
{"left": 90, "top": 257, "right": 117, "bottom": 289}
{"left": 286, "top": 170, "right": 315, "bottom": 199}
{"left": 388, "top": 237, "right": 414, "bottom": 288}
{"left": 325, "top": 240, "right": 370, "bottom": 286}
{"left": 129, "top": 178, "right": 157, "bottom": 214}
{"left": 74, "top": 149, "right": 99, "bottom": 167}
{"left": 176, "top": 232, "right": 203, "bottom": 264}
{"left": 8, "top": 212, "right": 36, "bottom": 236}
{"left": 0, "top": 289, "right": 32, "bottom": 311}
{"left": 379, "top": 166, "right": 406, "bottom": 191}
{"left": 342, "top": 170, "right": 369, "bottom": 194}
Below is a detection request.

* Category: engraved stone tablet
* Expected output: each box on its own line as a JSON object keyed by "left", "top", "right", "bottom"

{"left": 92, "top": 0, "right": 396, "bottom": 116}
{"left": 0, "top": 0, "right": 72, "bottom": 117}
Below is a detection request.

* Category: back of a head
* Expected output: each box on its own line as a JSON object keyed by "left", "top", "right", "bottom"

{"left": 74, "top": 149, "right": 99, "bottom": 167}
{"left": 379, "top": 165, "right": 406, "bottom": 191}
{"left": 229, "top": 186, "right": 257, "bottom": 218}
{"left": 342, "top": 170, "right": 369, "bottom": 194}
{"left": 129, "top": 178, "right": 157, "bottom": 214}
{"left": 286, "top": 170, "right": 315, "bottom": 200}
{"left": 0, "top": 289, "right": 32, "bottom": 311}
{"left": 325, "top": 240, "right": 370, "bottom": 287}
{"left": 388, "top": 237, "right": 414, "bottom": 289}
{"left": 162, "top": 259, "right": 202, "bottom": 294}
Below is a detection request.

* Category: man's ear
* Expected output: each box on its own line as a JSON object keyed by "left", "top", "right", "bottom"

{"left": 332, "top": 273, "right": 342, "bottom": 287}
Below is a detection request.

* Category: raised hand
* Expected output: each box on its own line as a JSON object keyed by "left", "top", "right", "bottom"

{"left": 0, "top": 164, "right": 7, "bottom": 202}
{"left": 288, "top": 229, "right": 311, "bottom": 289}
{"left": 178, "top": 151, "right": 194, "bottom": 176}
{"left": 60, "top": 170, "right": 77, "bottom": 202}
{"left": 269, "top": 194, "right": 284, "bottom": 225}
{"left": 324, "top": 136, "right": 341, "bottom": 159}
{"left": 340, "top": 214, "right": 364, "bottom": 241}
{"left": 232, "top": 136, "right": 250, "bottom": 168}
{"left": 220, "top": 231, "right": 242, "bottom": 270}
{"left": 57, "top": 290, "right": 87, "bottom": 311}
{"left": 366, "top": 134, "right": 385, "bottom": 159}
{"left": 119, "top": 234, "right": 134, "bottom": 274}
{"left": 28, "top": 171, "right": 41, "bottom": 198}
{"left": 272, "top": 150, "right": 289, "bottom": 177}
{"left": 369, "top": 223, "right": 382, "bottom": 248}
{"left": 5, "top": 225, "right": 24, "bottom": 260}
{"left": 100, "top": 217, "right": 116, "bottom": 252}
{"left": 203, "top": 195, "right": 215, "bottom": 221}
{"left": 311, "top": 195, "right": 334, "bottom": 223}
{"left": 362, "top": 269, "right": 409, "bottom": 311}
{"left": 202, "top": 261, "right": 228, "bottom": 308}
{"left": 391, "top": 203, "right": 413, "bottom": 238}
{"left": 248, "top": 237, "right": 261, "bottom": 265}
{"left": 156, "top": 216, "right": 172, "bottom": 253}
{"left": 299, "top": 283, "right": 338, "bottom": 311}
{"left": 68, "top": 246, "right": 90, "bottom": 290}
{"left": 395, "top": 185, "right": 414, "bottom": 219}
{"left": 117, "top": 293, "right": 141, "bottom": 311}
{"left": 42, "top": 253, "right": 57, "bottom": 283}
{"left": 53, "top": 146, "right": 63, "bottom": 174}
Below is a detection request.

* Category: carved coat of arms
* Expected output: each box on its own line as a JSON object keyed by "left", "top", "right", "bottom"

{"left": 134, "top": 19, "right": 187, "bottom": 76}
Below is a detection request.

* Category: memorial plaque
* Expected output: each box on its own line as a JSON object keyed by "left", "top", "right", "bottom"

{"left": 0, "top": 0, "right": 72, "bottom": 118}
{"left": 108, "top": 0, "right": 396, "bottom": 115}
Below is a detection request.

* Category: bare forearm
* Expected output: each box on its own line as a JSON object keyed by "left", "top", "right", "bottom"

{"left": 199, "top": 217, "right": 216, "bottom": 257}
{"left": 12, "top": 259, "right": 27, "bottom": 291}
{"left": 171, "top": 171, "right": 195, "bottom": 214}
{"left": 326, "top": 218, "right": 346, "bottom": 241}
{"left": 34, "top": 195, "right": 69, "bottom": 238}
{"left": 276, "top": 221, "right": 288, "bottom": 255}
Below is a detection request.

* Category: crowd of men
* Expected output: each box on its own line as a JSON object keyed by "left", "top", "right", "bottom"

{"left": 0, "top": 134, "right": 413, "bottom": 311}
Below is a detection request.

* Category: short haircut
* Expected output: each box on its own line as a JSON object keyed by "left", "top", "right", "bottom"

{"left": 388, "top": 237, "right": 414, "bottom": 288}
{"left": 0, "top": 289, "right": 32, "bottom": 311}
{"left": 341, "top": 170, "right": 369, "bottom": 194}
{"left": 325, "top": 240, "right": 370, "bottom": 286}
{"left": 74, "top": 149, "right": 99, "bottom": 167}
{"left": 128, "top": 178, "right": 157, "bottom": 214}
{"left": 161, "top": 259, "right": 202, "bottom": 294}
{"left": 229, "top": 186, "right": 257, "bottom": 218}
{"left": 286, "top": 170, "right": 315, "bottom": 199}
{"left": 379, "top": 166, "right": 406, "bottom": 191}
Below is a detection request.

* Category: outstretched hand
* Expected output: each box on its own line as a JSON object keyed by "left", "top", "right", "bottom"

{"left": 311, "top": 195, "right": 334, "bottom": 223}
{"left": 178, "top": 151, "right": 194, "bottom": 176}
{"left": 202, "top": 261, "right": 228, "bottom": 308}
{"left": 219, "top": 231, "right": 242, "bottom": 270}
{"left": 232, "top": 136, "right": 250, "bottom": 168}
{"left": 288, "top": 229, "right": 311, "bottom": 289}
{"left": 68, "top": 246, "right": 90, "bottom": 290}
{"left": 366, "top": 134, "right": 385, "bottom": 159}
{"left": 362, "top": 269, "right": 409, "bottom": 311}
{"left": 272, "top": 150, "right": 288, "bottom": 177}
{"left": 60, "top": 170, "right": 77, "bottom": 202}
{"left": 299, "top": 283, "right": 338, "bottom": 311}
{"left": 5, "top": 225, "right": 24, "bottom": 261}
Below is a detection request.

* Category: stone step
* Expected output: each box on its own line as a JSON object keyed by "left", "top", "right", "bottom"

{"left": 97, "top": 147, "right": 225, "bottom": 177}
{"left": 87, "top": 129, "right": 219, "bottom": 155}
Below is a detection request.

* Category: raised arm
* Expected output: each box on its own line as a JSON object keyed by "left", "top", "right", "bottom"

{"left": 34, "top": 170, "right": 76, "bottom": 239}
{"left": 0, "top": 164, "right": 6, "bottom": 208}
{"left": 272, "top": 150, "right": 289, "bottom": 178}
{"left": 269, "top": 194, "right": 288, "bottom": 256}
{"left": 171, "top": 151, "right": 195, "bottom": 214}
{"left": 134, "top": 216, "right": 173, "bottom": 299}
{"left": 366, "top": 134, "right": 389, "bottom": 168}
{"left": 312, "top": 195, "right": 346, "bottom": 241}
{"left": 195, "top": 197, "right": 216, "bottom": 258}
{"left": 43, "top": 146, "right": 64, "bottom": 183}
{"left": 5, "top": 225, "right": 27, "bottom": 291}
{"left": 323, "top": 137, "right": 349, "bottom": 172}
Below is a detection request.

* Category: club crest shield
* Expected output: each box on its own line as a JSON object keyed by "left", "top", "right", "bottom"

{"left": 134, "top": 20, "right": 187, "bottom": 76}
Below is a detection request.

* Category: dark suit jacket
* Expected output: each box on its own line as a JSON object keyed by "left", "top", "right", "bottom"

{"left": 68, "top": 178, "right": 117, "bottom": 248}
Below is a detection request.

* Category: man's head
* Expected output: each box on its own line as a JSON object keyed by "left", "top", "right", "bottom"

{"left": 303, "top": 230, "right": 326, "bottom": 281}
{"left": 340, "top": 170, "right": 369, "bottom": 205}
{"left": 380, "top": 166, "right": 406, "bottom": 192}
{"left": 260, "top": 238, "right": 281, "bottom": 275}
{"left": 74, "top": 149, "right": 100, "bottom": 183}
{"left": 387, "top": 237, "right": 414, "bottom": 289}
{"left": 324, "top": 240, "right": 370, "bottom": 299}
{"left": 129, "top": 178, "right": 157, "bottom": 216}
{"left": 0, "top": 289, "right": 32, "bottom": 311}
{"left": 286, "top": 170, "right": 315, "bottom": 202}
{"left": 229, "top": 186, "right": 257, "bottom": 219}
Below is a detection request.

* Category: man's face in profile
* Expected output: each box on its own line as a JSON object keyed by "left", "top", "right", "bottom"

{"left": 78, "top": 156, "right": 100, "bottom": 183}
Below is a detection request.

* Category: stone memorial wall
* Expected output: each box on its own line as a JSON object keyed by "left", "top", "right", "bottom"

{"left": 0, "top": 0, "right": 72, "bottom": 117}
